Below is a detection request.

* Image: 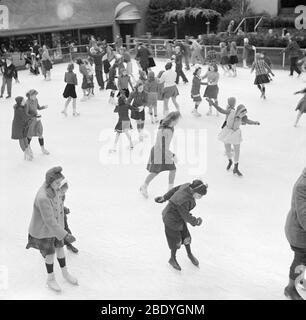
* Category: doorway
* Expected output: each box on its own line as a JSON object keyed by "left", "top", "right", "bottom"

{"left": 119, "top": 24, "right": 135, "bottom": 45}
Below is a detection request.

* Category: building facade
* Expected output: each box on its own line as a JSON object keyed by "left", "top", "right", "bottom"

{"left": 0, "top": 0, "right": 150, "bottom": 50}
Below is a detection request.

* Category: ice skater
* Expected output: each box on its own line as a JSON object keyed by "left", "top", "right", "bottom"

{"left": 127, "top": 81, "right": 148, "bottom": 142}
{"left": 219, "top": 42, "right": 230, "bottom": 75}
{"left": 110, "top": 94, "right": 135, "bottom": 152}
{"left": 155, "top": 180, "right": 208, "bottom": 271}
{"left": 62, "top": 63, "right": 79, "bottom": 117}
{"left": 76, "top": 59, "right": 90, "bottom": 101}
{"left": 26, "top": 167, "right": 78, "bottom": 292}
{"left": 191, "top": 66, "right": 207, "bottom": 117}
{"left": 140, "top": 111, "right": 181, "bottom": 199}
{"left": 284, "top": 167, "right": 306, "bottom": 300}
{"left": 25, "top": 89, "right": 50, "bottom": 158}
{"left": 294, "top": 88, "right": 306, "bottom": 127}
{"left": 203, "top": 64, "right": 220, "bottom": 116}
{"left": 0, "top": 56, "right": 19, "bottom": 99}
{"left": 144, "top": 71, "right": 159, "bottom": 124}
{"left": 211, "top": 102, "right": 260, "bottom": 176}
{"left": 229, "top": 41, "right": 238, "bottom": 77}
{"left": 251, "top": 53, "right": 274, "bottom": 99}
{"left": 106, "top": 62, "right": 118, "bottom": 105}
{"left": 117, "top": 68, "right": 133, "bottom": 98}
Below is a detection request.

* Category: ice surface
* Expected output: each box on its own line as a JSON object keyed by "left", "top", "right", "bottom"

{"left": 0, "top": 59, "right": 306, "bottom": 300}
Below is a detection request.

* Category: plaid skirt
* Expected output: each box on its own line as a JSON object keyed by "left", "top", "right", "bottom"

{"left": 164, "top": 223, "right": 191, "bottom": 250}
{"left": 26, "top": 234, "right": 64, "bottom": 258}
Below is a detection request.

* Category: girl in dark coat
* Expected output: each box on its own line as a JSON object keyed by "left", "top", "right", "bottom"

{"left": 11, "top": 96, "right": 32, "bottom": 160}
{"left": 127, "top": 81, "right": 148, "bottom": 142}
{"left": 140, "top": 111, "right": 181, "bottom": 199}
{"left": 109, "top": 95, "right": 136, "bottom": 152}
{"left": 191, "top": 66, "right": 207, "bottom": 117}
{"left": 106, "top": 62, "right": 118, "bottom": 105}
{"left": 155, "top": 180, "right": 208, "bottom": 271}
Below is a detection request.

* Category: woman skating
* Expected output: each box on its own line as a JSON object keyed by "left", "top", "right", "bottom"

{"left": 191, "top": 66, "right": 207, "bottom": 117}
{"left": 62, "top": 63, "right": 79, "bottom": 117}
{"left": 203, "top": 64, "right": 220, "bottom": 116}
{"left": 251, "top": 53, "right": 274, "bottom": 99}
{"left": 144, "top": 71, "right": 159, "bottom": 124}
{"left": 76, "top": 59, "right": 90, "bottom": 101}
{"left": 155, "top": 180, "right": 208, "bottom": 271}
{"left": 11, "top": 96, "right": 32, "bottom": 160}
{"left": 127, "top": 81, "right": 147, "bottom": 142}
{"left": 140, "top": 111, "right": 181, "bottom": 199}
{"left": 25, "top": 89, "right": 50, "bottom": 157}
{"left": 110, "top": 94, "right": 135, "bottom": 152}
{"left": 212, "top": 102, "right": 260, "bottom": 177}
{"left": 294, "top": 88, "right": 306, "bottom": 127}
{"left": 26, "top": 167, "right": 78, "bottom": 292}
{"left": 41, "top": 45, "right": 52, "bottom": 81}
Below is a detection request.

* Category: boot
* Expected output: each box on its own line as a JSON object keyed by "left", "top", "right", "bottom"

{"left": 188, "top": 253, "right": 199, "bottom": 267}
{"left": 61, "top": 267, "right": 78, "bottom": 285}
{"left": 169, "top": 257, "right": 181, "bottom": 271}
{"left": 284, "top": 279, "right": 303, "bottom": 300}
{"left": 73, "top": 112, "right": 80, "bottom": 117}
{"left": 66, "top": 243, "right": 79, "bottom": 254}
{"left": 28, "top": 145, "right": 33, "bottom": 157}
{"left": 168, "top": 184, "right": 174, "bottom": 192}
{"left": 233, "top": 163, "right": 243, "bottom": 177}
{"left": 140, "top": 184, "right": 148, "bottom": 199}
{"left": 61, "top": 109, "right": 68, "bottom": 117}
{"left": 226, "top": 159, "right": 233, "bottom": 171}
{"left": 46, "top": 273, "right": 61, "bottom": 292}
{"left": 41, "top": 146, "right": 50, "bottom": 155}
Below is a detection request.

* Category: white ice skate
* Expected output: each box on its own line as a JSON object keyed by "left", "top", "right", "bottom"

{"left": 73, "top": 112, "right": 80, "bottom": 117}
{"left": 62, "top": 268, "right": 78, "bottom": 286}
{"left": 41, "top": 147, "right": 50, "bottom": 155}
{"left": 47, "top": 274, "right": 62, "bottom": 292}
{"left": 61, "top": 110, "right": 68, "bottom": 117}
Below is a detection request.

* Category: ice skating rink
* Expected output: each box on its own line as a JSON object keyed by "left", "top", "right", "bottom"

{"left": 0, "top": 59, "right": 306, "bottom": 300}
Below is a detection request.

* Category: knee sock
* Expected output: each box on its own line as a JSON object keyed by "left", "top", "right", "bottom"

{"left": 38, "top": 138, "right": 44, "bottom": 146}
{"left": 27, "top": 138, "right": 32, "bottom": 144}
{"left": 257, "top": 84, "right": 262, "bottom": 91}
{"left": 57, "top": 258, "right": 66, "bottom": 268}
{"left": 195, "top": 104, "right": 198, "bottom": 110}
{"left": 45, "top": 263, "right": 54, "bottom": 274}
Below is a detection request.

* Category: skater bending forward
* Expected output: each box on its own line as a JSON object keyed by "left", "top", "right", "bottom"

{"left": 155, "top": 180, "right": 208, "bottom": 271}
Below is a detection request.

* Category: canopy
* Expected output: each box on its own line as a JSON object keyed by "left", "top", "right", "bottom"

{"left": 114, "top": 1, "right": 141, "bottom": 24}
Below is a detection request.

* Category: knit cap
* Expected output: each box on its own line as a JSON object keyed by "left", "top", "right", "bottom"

{"left": 45, "top": 167, "right": 64, "bottom": 187}
{"left": 15, "top": 96, "right": 24, "bottom": 105}
{"left": 190, "top": 180, "right": 208, "bottom": 196}
{"left": 228, "top": 97, "right": 236, "bottom": 107}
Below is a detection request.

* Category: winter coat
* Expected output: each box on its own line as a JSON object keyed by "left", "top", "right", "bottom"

{"left": 28, "top": 183, "right": 67, "bottom": 241}
{"left": 285, "top": 168, "right": 306, "bottom": 248}
{"left": 11, "top": 104, "right": 31, "bottom": 140}
{"left": 162, "top": 184, "right": 198, "bottom": 231}
{"left": 283, "top": 41, "right": 302, "bottom": 58}
{"left": 136, "top": 46, "right": 150, "bottom": 70}
{"left": 2, "top": 63, "right": 18, "bottom": 79}
{"left": 191, "top": 75, "right": 205, "bottom": 98}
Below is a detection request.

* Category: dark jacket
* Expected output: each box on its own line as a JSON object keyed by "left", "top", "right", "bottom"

{"left": 136, "top": 46, "right": 150, "bottom": 69}
{"left": 162, "top": 184, "right": 198, "bottom": 231}
{"left": 11, "top": 104, "right": 31, "bottom": 139}
{"left": 285, "top": 168, "right": 306, "bottom": 248}
{"left": 2, "top": 63, "right": 18, "bottom": 79}
{"left": 283, "top": 41, "right": 302, "bottom": 58}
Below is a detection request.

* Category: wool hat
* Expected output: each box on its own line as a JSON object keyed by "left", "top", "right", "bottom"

{"left": 235, "top": 104, "right": 247, "bottom": 118}
{"left": 147, "top": 71, "right": 155, "bottom": 80}
{"left": 45, "top": 166, "right": 64, "bottom": 186}
{"left": 15, "top": 96, "right": 24, "bottom": 105}
{"left": 228, "top": 97, "right": 236, "bottom": 106}
{"left": 26, "top": 89, "right": 38, "bottom": 98}
{"left": 190, "top": 180, "right": 208, "bottom": 196}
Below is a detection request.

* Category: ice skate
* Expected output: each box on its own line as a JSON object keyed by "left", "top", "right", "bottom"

{"left": 80, "top": 96, "right": 88, "bottom": 102}
{"left": 168, "top": 257, "right": 181, "bottom": 271}
{"left": 233, "top": 163, "right": 243, "bottom": 177}
{"left": 284, "top": 286, "right": 303, "bottom": 300}
{"left": 41, "top": 147, "right": 50, "bottom": 155}
{"left": 66, "top": 243, "right": 79, "bottom": 254}
{"left": 226, "top": 159, "right": 233, "bottom": 171}
{"left": 140, "top": 184, "right": 148, "bottom": 199}
{"left": 109, "top": 148, "right": 117, "bottom": 154}
{"left": 61, "top": 110, "right": 68, "bottom": 117}
{"left": 46, "top": 274, "right": 62, "bottom": 292}
{"left": 206, "top": 110, "right": 212, "bottom": 116}
{"left": 188, "top": 253, "right": 199, "bottom": 267}
{"left": 62, "top": 268, "right": 78, "bottom": 285}
{"left": 73, "top": 112, "right": 80, "bottom": 117}
{"left": 192, "top": 109, "right": 201, "bottom": 117}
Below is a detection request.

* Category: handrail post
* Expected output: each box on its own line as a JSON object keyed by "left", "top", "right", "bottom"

{"left": 282, "top": 52, "right": 286, "bottom": 69}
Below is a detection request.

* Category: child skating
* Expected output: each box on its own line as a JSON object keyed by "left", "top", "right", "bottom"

{"left": 62, "top": 63, "right": 79, "bottom": 117}
{"left": 144, "top": 71, "right": 159, "bottom": 124}
{"left": 191, "top": 66, "right": 207, "bottom": 117}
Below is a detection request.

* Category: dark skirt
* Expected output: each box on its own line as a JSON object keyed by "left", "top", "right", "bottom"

{"left": 26, "top": 234, "right": 64, "bottom": 258}
{"left": 192, "top": 94, "right": 202, "bottom": 102}
{"left": 146, "top": 147, "right": 176, "bottom": 173}
{"left": 162, "top": 85, "right": 179, "bottom": 99}
{"left": 229, "top": 55, "right": 239, "bottom": 65}
{"left": 164, "top": 223, "right": 191, "bottom": 250}
{"left": 26, "top": 118, "right": 43, "bottom": 138}
{"left": 115, "top": 119, "right": 132, "bottom": 133}
{"left": 131, "top": 108, "right": 145, "bottom": 121}
{"left": 220, "top": 56, "right": 229, "bottom": 65}
{"left": 63, "top": 84, "right": 77, "bottom": 98}
{"left": 254, "top": 74, "right": 270, "bottom": 85}
{"left": 103, "top": 60, "right": 111, "bottom": 74}
{"left": 204, "top": 85, "right": 219, "bottom": 100}
{"left": 82, "top": 76, "right": 91, "bottom": 90}
{"left": 148, "top": 57, "right": 156, "bottom": 68}
{"left": 42, "top": 59, "right": 52, "bottom": 71}
{"left": 106, "top": 80, "right": 118, "bottom": 91}
{"left": 117, "top": 88, "right": 130, "bottom": 98}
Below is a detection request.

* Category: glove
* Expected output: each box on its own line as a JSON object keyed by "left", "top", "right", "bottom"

{"left": 65, "top": 233, "right": 76, "bottom": 243}
{"left": 196, "top": 217, "right": 203, "bottom": 226}
{"left": 155, "top": 196, "right": 165, "bottom": 203}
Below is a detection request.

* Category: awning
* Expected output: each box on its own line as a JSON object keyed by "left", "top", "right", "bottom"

{"left": 115, "top": 1, "right": 141, "bottom": 24}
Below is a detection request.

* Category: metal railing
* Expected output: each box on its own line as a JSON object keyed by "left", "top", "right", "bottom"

{"left": 234, "top": 15, "right": 265, "bottom": 33}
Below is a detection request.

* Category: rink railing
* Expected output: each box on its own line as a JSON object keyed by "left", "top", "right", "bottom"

{"left": 10, "top": 42, "right": 297, "bottom": 69}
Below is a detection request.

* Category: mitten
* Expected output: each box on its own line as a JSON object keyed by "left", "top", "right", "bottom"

{"left": 155, "top": 196, "right": 165, "bottom": 203}
{"left": 65, "top": 234, "right": 76, "bottom": 243}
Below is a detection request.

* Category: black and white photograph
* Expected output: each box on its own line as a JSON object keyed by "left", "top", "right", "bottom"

{"left": 1, "top": 0, "right": 306, "bottom": 312}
